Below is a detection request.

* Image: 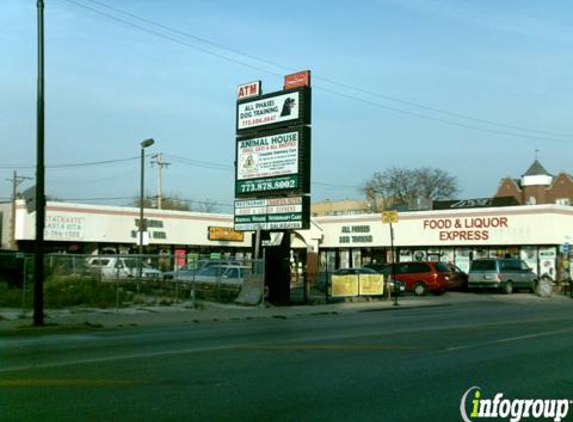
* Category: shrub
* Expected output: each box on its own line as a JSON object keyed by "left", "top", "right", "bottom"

{"left": 0, "top": 282, "right": 30, "bottom": 307}
{"left": 43, "top": 276, "right": 123, "bottom": 308}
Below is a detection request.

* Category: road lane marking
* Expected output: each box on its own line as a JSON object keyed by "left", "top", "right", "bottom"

{"left": 235, "top": 344, "right": 420, "bottom": 351}
{"left": 0, "top": 344, "right": 238, "bottom": 374}
{"left": 3, "top": 319, "right": 573, "bottom": 373}
{"left": 0, "top": 378, "right": 148, "bottom": 387}
{"left": 440, "top": 326, "right": 573, "bottom": 352}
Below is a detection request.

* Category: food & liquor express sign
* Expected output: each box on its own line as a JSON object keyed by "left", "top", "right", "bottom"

{"left": 234, "top": 197, "right": 310, "bottom": 231}
{"left": 422, "top": 216, "right": 510, "bottom": 242}
{"left": 236, "top": 86, "right": 311, "bottom": 134}
{"left": 235, "top": 127, "right": 310, "bottom": 197}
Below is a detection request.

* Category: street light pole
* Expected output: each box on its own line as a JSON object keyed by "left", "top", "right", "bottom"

{"left": 139, "top": 138, "right": 154, "bottom": 277}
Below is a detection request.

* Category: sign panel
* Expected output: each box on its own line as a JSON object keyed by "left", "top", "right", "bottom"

{"left": 22, "top": 185, "right": 36, "bottom": 213}
{"left": 208, "top": 226, "right": 244, "bottom": 242}
{"left": 235, "top": 127, "right": 310, "bottom": 197}
{"left": 45, "top": 215, "right": 85, "bottom": 240}
{"left": 359, "top": 274, "right": 384, "bottom": 296}
{"left": 237, "top": 80, "right": 261, "bottom": 100}
{"left": 234, "top": 196, "right": 310, "bottom": 231}
{"left": 236, "top": 86, "right": 311, "bottom": 134}
{"left": 284, "top": 70, "right": 311, "bottom": 90}
{"left": 433, "top": 196, "right": 520, "bottom": 210}
{"left": 382, "top": 211, "right": 399, "bottom": 224}
{"left": 331, "top": 275, "right": 358, "bottom": 297}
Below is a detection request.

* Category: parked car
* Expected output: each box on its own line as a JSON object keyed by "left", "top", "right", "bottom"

{"left": 86, "top": 256, "right": 162, "bottom": 280}
{"left": 379, "top": 261, "right": 462, "bottom": 296}
{"left": 176, "top": 264, "right": 251, "bottom": 285}
{"left": 468, "top": 258, "right": 537, "bottom": 294}
{"left": 446, "top": 263, "right": 469, "bottom": 291}
{"left": 385, "top": 278, "right": 406, "bottom": 295}
{"left": 364, "top": 263, "right": 405, "bottom": 295}
{"left": 163, "top": 259, "right": 241, "bottom": 281}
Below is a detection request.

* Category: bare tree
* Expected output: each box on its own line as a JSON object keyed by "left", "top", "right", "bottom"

{"left": 196, "top": 199, "right": 219, "bottom": 213}
{"left": 132, "top": 194, "right": 191, "bottom": 211}
{"left": 161, "top": 195, "right": 192, "bottom": 211}
{"left": 362, "top": 166, "right": 459, "bottom": 212}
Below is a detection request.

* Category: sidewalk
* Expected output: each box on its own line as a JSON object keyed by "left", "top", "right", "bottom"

{"left": 0, "top": 296, "right": 438, "bottom": 333}
{"left": 1, "top": 292, "right": 571, "bottom": 334}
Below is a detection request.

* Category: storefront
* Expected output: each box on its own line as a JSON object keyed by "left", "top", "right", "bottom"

{"left": 9, "top": 200, "right": 573, "bottom": 283}
{"left": 314, "top": 204, "right": 573, "bottom": 282}
{"left": 13, "top": 201, "right": 252, "bottom": 260}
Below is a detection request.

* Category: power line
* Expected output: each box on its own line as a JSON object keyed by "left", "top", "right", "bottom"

{"left": 315, "top": 86, "right": 573, "bottom": 144}
{"left": 0, "top": 156, "right": 139, "bottom": 170}
{"left": 59, "top": 0, "right": 573, "bottom": 143}
{"left": 165, "top": 154, "right": 233, "bottom": 171}
{"left": 60, "top": 0, "right": 283, "bottom": 78}
{"left": 49, "top": 168, "right": 137, "bottom": 184}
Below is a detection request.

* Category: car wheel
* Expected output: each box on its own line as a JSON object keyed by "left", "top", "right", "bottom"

{"left": 503, "top": 282, "right": 513, "bottom": 294}
{"left": 530, "top": 281, "right": 538, "bottom": 294}
{"left": 414, "top": 282, "right": 427, "bottom": 296}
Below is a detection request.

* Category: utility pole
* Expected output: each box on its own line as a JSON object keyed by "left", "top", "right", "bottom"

{"left": 34, "top": 0, "right": 46, "bottom": 326}
{"left": 5, "top": 171, "right": 32, "bottom": 249}
{"left": 151, "top": 153, "right": 170, "bottom": 209}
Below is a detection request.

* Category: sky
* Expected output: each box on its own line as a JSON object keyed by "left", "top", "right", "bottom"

{"left": 1, "top": 0, "right": 573, "bottom": 213}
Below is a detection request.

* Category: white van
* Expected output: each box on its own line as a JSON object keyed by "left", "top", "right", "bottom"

{"left": 86, "top": 256, "right": 162, "bottom": 280}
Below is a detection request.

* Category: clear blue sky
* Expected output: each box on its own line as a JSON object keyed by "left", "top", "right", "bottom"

{"left": 2, "top": 0, "right": 573, "bottom": 212}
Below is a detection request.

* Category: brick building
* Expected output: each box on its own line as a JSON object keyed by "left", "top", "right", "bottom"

{"left": 495, "top": 160, "right": 573, "bottom": 206}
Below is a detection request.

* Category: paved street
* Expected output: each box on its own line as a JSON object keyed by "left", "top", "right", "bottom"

{"left": 2, "top": 294, "right": 573, "bottom": 421}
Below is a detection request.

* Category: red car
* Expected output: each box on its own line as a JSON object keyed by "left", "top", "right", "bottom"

{"left": 381, "top": 261, "right": 463, "bottom": 296}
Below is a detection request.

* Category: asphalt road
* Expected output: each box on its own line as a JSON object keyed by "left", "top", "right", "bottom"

{"left": 2, "top": 297, "right": 573, "bottom": 422}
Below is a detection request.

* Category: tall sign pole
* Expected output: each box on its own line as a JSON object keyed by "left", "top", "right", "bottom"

{"left": 34, "top": 0, "right": 46, "bottom": 326}
{"left": 382, "top": 211, "right": 399, "bottom": 306}
{"left": 234, "top": 72, "right": 312, "bottom": 305}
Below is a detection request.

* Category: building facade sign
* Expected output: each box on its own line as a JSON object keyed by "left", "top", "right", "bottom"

{"left": 208, "top": 226, "right": 244, "bottom": 242}
{"left": 422, "top": 216, "right": 509, "bottom": 242}
{"left": 339, "top": 225, "right": 373, "bottom": 244}
{"left": 45, "top": 215, "right": 85, "bottom": 240}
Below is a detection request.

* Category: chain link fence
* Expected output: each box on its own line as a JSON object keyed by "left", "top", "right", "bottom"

{"left": 2, "top": 253, "right": 265, "bottom": 311}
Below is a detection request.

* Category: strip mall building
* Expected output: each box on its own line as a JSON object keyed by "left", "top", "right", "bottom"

{"left": 1, "top": 200, "right": 571, "bottom": 282}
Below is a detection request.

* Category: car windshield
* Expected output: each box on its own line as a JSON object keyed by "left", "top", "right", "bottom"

{"left": 122, "top": 259, "right": 153, "bottom": 269}
{"left": 470, "top": 260, "right": 496, "bottom": 271}
{"left": 357, "top": 268, "right": 377, "bottom": 274}
{"left": 435, "top": 263, "right": 452, "bottom": 273}
{"left": 197, "top": 266, "right": 225, "bottom": 276}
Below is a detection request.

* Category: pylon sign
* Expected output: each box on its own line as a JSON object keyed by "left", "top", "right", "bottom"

{"left": 236, "top": 86, "right": 311, "bottom": 135}
{"left": 234, "top": 72, "right": 311, "bottom": 231}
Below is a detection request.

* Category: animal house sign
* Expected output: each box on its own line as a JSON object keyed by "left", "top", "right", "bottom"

{"left": 235, "top": 127, "right": 310, "bottom": 197}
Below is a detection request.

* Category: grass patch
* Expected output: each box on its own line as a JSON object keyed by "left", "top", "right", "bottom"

{"left": 44, "top": 277, "right": 123, "bottom": 308}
